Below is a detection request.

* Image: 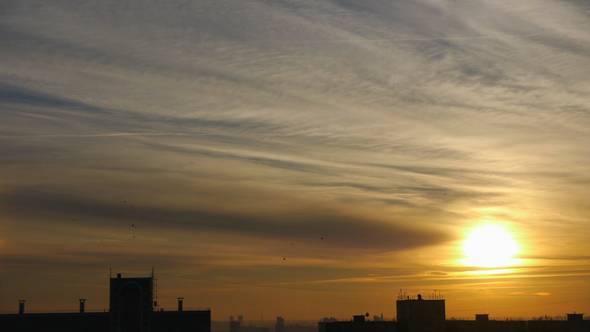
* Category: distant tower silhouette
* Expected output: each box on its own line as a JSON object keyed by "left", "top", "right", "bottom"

{"left": 230, "top": 316, "right": 241, "bottom": 332}
{"left": 18, "top": 300, "right": 25, "bottom": 315}
{"left": 177, "top": 298, "right": 184, "bottom": 312}
{"left": 79, "top": 299, "right": 87, "bottom": 313}
{"left": 275, "top": 316, "right": 285, "bottom": 332}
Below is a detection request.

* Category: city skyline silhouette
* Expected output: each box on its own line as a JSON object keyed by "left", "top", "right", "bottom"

{"left": 1, "top": 0, "right": 590, "bottom": 328}
{"left": 1, "top": 271, "right": 587, "bottom": 332}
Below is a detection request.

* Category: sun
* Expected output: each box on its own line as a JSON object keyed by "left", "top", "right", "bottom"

{"left": 462, "top": 224, "right": 519, "bottom": 268}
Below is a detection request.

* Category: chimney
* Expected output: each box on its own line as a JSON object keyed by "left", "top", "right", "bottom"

{"left": 18, "top": 300, "right": 26, "bottom": 315}
{"left": 177, "top": 297, "right": 184, "bottom": 312}
{"left": 79, "top": 299, "right": 86, "bottom": 313}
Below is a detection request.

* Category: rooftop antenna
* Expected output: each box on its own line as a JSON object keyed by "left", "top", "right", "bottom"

{"left": 152, "top": 267, "right": 158, "bottom": 309}
{"left": 398, "top": 289, "right": 410, "bottom": 300}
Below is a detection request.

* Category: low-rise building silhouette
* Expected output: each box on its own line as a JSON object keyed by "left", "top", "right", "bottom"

{"left": 319, "top": 314, "right": 397, "bottom": 332}
{"left": 446, "top": 313, "right": 588, "bottom": 332}
{"left": 318, "top": 293, "right": 589, "bottom": 332}
{"left": 475, "top": 314, "right": 489, "bottom": 322}
{"left": 0, "top": 272, "right": 211, "bottom": 332}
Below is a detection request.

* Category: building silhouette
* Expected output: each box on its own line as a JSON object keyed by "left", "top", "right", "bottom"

{"left": 276, "top": 317, "right": 285, "bottom": 332}
{"left": 475, "top": 314, "right": 489, "bottom": 322}
{"left": 319, "top": 293, "right": 589, "bottom": 332}
{"left": 2, "top": 283, "right": 589, "bottom": 332}
{"left": 319, "top": 314, "right": 397, "bottom": 332}
{"left": 0, "top": 272, "right": 211, "bottom": 332}
{"left": 396, "top": 294, "right": 445, "bottom": 332}
{"left": 110, "top": 273, "right": 154, "bottom": 332}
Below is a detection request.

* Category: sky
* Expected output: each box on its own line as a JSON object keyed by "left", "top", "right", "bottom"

{"left": 1, "top": 0, "right": 590, "bottom": 320}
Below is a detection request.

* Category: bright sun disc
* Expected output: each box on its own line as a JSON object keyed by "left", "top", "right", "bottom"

{"left": 462, "top": 224, "right": 519, "bottom": 268}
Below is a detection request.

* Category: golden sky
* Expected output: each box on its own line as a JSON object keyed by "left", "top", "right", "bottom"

{"left": 1, "top": 0, "right": 590, "bottom": 320}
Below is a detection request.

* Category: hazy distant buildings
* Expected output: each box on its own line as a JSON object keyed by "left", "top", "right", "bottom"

{"left": 229, "top": 315, "right": 269, "bottom": 332}
{"left": 0, "top": 272, "right": 211, "bottom": 332}
{"left": 276, "top": 316, "right": 316, "bottom": 332}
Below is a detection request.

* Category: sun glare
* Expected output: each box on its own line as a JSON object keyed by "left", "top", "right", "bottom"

{"left": 462, "top": 224, "right": 519, "bottom": 268}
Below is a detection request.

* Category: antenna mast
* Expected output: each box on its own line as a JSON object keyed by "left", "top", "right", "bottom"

{"left": 152, "top": 267, "right": 158, "bottom": 309}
